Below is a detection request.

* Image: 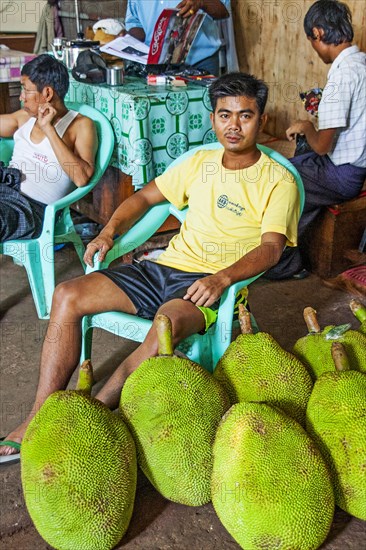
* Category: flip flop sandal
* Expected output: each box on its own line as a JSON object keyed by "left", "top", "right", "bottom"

{"left": 0, "top": 437, "right": 21, "bottom": 465}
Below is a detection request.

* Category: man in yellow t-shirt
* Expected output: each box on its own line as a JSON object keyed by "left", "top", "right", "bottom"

{"left": 155, "top": 148, "right": 298, "bottom": 274}
{"left": 0, "top": 72, "right": 300, "bottom": 459}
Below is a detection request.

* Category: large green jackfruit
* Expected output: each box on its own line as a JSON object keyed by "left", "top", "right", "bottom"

{"left": 293, "top": 307, "right": 366, "bottom": 379}
{"left": 120, "top": 314, "right": 230, "bottom": 506}
{"left": 213, "top": 306, "right": 313, "bottom": 425}
{"left": 21, "top": 361, "right": 137, "bottom": 550}
{"left": 306, "top": 342, "right": 366, "bottom": 520}
{"left": 212, "top": 402, "right": 334, "bottom": 550}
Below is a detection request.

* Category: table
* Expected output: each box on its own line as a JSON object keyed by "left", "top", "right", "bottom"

{"left": 66, "top": 76, "right": 217, "bottom": 187}
{"left": 0, "top": 47, "right": 36, "bottom": 82}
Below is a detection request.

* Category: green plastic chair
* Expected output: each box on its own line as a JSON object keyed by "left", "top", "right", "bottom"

{"left": 0, "top": 103, "right": 115, "bottom": 319}
{"left": 80, "top": 143, "right": 305, "bottom": 372}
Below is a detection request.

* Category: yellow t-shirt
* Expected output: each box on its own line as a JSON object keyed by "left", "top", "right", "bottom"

{"left": 155, "top": 149, "right": 300, "bottom": 274}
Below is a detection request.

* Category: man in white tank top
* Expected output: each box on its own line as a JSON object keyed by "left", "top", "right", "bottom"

{"left": 0, "top": 54, "right": 97, "bottom": 242}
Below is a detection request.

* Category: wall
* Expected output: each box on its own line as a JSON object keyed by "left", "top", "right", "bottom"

{"left": 0, "top": 0, "right": 47, "bottom": 32}
{"left": 59, "top": 0, "right": 127, "bottom": 39}
{"left": 231, "top": 0, "right": 366, "bottom": 136}
{"left": 0, "top": 1, "right": 127, "bottom": 37}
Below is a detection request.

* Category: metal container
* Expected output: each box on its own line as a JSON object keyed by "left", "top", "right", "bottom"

{"left": 51, "top": 39, "right": 100, "bottom": 69}
{"left": 106, "top": 66, "right": 124, "bottom": 86}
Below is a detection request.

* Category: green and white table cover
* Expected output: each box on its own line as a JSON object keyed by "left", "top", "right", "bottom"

{"left": 66, "top": 76, "right": 218, "bottom": 189}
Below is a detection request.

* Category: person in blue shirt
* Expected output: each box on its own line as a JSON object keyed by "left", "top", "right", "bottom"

{"left": 125, "top": 0, "right": 230, "bottom": 75}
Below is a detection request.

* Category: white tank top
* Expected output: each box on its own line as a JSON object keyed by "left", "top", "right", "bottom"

{"left": 10, "top": 110, "right": 79, "bottom": 205}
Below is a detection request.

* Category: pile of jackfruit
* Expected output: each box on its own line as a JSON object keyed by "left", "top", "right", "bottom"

{"left": 20, "top": 300, "right": 366, "bottom": 550}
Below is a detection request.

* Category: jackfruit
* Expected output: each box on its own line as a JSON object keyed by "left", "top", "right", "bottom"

{"left": 213, "top": 305, "right": 313, "bottom": 425}
{"left": 293, "top": 307, "right": 366, "bottom": 379}
{"left": 120, "top": 314, "right": 230, "bottom": 506}
{"left": 350, "top": 299, "right": 366, "bottom": 334}
{"left": 212, "top": 401, "right": 334, "bottom": 550}
{"left": 306, "top": 342, "right": 366, "bottom": 520}
{"left": 21, "top": 361, "right": 137, "bottom": 550}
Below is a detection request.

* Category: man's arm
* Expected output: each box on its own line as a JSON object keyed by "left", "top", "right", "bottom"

{"left": 84, "top": 179, "right": 166, "bottom": 267}
{"left": 286, "top": 120, "right": 337, "bottom": 156}
{"left": 177, "top": 0, "right": 229, "bottom": 19}
{"left": 0, "top": 110, "right": 28, "bottom": 137}
{"left": 183, "top": 232, "right": 287, "bottom": 307}
{"left": 37, "top": 104, "right": 97, "bottom": 187}
{"left": 127, "top": 27, "right": 146, "bottom": 41}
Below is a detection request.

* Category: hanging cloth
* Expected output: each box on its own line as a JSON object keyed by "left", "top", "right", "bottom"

{"left": 34, "top": 1, "right": 64, "bottom": 54}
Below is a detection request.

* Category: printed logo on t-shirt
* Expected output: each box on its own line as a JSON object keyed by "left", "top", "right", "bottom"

{"left": 33, "top": 152, "right": 48, "bottom": 164}
{"left": 217, "top": 194, "right": 245, "bottom": 216}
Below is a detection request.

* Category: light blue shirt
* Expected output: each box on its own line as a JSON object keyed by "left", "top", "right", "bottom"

{"left": 125, "top": 0, "right": 230, "bottom": 66}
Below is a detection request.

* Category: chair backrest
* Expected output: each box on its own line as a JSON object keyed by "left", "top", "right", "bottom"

{"left": 61, "top": 101, "right": 115, "bottom": 204}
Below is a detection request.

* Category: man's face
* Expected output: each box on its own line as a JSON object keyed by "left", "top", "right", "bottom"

{"left": 19, "top": 76, "right": 46, "bottom": 116}
{"left": 210, "top": 96, "right": 265, "bottom": 154}
{"left": 307, "top": 32, "right": 332, "bottom": 64}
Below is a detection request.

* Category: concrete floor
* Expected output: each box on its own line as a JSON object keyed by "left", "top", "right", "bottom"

{"left": 0, "top": 246, "right": 365, "bottom": 549}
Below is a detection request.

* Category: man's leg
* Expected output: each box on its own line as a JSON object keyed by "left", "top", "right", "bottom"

{"left": 95, "top": 298, "right": 206, "bottom": 410}
{"left": 0, "top": 272, "right": 138, "bottom": 456}
{"left": 265, "top": 152, "right": 365, "bottom": 280}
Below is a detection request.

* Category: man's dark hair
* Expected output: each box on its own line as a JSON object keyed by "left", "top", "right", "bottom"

{"left": 304, "top": 0, "right": 354, "bottom": 45}
{"left": 209, "top": 72, "right": 268, "bottom": 115}
{"left": 21, "top": 54, "right": 69, "bottom": 100}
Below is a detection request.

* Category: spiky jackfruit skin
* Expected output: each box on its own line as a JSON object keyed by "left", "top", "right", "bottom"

{"left": 293, "top": 327, "right": 366, "bottom": 380}
{"left": 120, "top": 356, "right": 230, "bottom": 506}
{"left": 212, "top": 402, "right": 334, "bottom": 550}
{"left": 306, "top": 371, "right": 366, "bottom": 520}
{"left": 21, "top": 391, "right": 137, "bottom": 550}
{"left": 213, "top": 332, "right": 313, "bottom": 426}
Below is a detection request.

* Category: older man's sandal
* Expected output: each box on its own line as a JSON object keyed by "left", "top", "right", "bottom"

{"left": 0, "top": 437, "right": 21, "bottom": 465}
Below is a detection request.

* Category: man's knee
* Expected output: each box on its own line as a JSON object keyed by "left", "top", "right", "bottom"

{"left": 156, "top": 300, "right": 205, "bottom": 342}
{"left": 51, "top": 279, "right": 84, "bottom": 316}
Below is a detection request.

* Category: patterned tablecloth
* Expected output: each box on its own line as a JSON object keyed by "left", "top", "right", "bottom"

{"left": 65, "top": 76, "right": 217, "bottom": 189}
{"left": 0, "top": 48, "right": 36, "bottom": 82}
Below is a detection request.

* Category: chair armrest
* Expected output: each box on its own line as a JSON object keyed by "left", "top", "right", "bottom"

{"left": 169, "top": 204, "right": 188, "bottom": 223}
{"left": 86, "top": 201, "right": 172, "bottom": 272}
{"left": 216, "top": 273, "right": 264, "bottom": 333}
{"left": 39, "top": 183, "right": 97, "bottom": 242}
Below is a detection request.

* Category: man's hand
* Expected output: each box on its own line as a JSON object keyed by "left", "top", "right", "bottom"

{"left": 83, "top": 234, "right": 114, "bottom": 267}
{"left": 176, "top": 0, "right": 203, "bottom": 17}
{"left": 286, "top": 120, "right": 313, "bottom": 142}
{"left": 37, "top": 103, "right": 57, "bottom": 132}
{"left": 183, "top": 272, "right": 230, "bottom": 307}
{"left": 286, "top": 120, "right": 337, "bottom": 155}
{"left": 176, "top": 0, "right": 228, "bottom": 19}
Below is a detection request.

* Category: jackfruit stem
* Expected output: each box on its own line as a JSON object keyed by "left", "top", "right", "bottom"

{"left": 350, "top": 299, "right": 366, "bottom": 323}
{"left": 303, "top": 307, "right": 321, "bottom": 334}
{"left": 156, "top": 314, "right": 174, "bottom": 356}
{"left": 238, "top": 304, "right": 253, "bottom": 334}
{"left": 331, "top": 342, "right": 351, "bottom": 372}
{"left": 76, "top": 360, "right": 94, "bottom": 394}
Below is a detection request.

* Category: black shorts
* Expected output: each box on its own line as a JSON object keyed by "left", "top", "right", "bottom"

{"left": 99, "top": 259, "right": 216, "bottom": 320}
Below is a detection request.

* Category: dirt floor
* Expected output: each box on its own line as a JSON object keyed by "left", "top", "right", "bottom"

{"left": 0, "top": 246, "right": 365, "bottom": 549}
